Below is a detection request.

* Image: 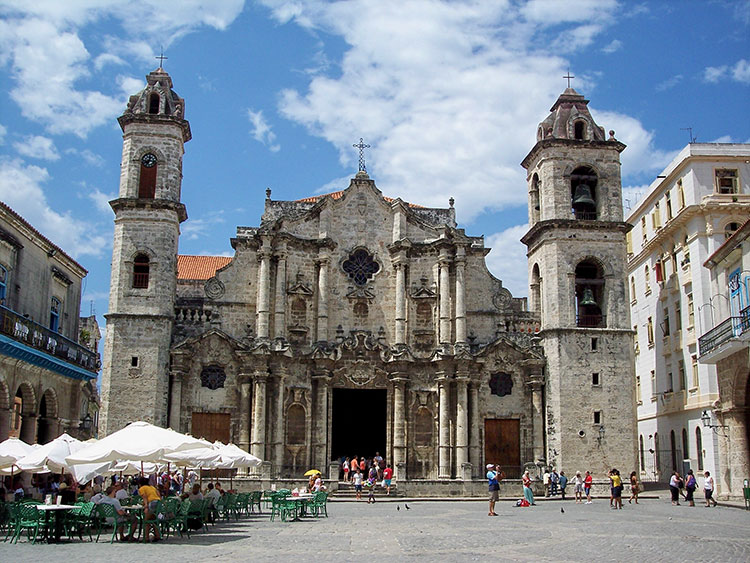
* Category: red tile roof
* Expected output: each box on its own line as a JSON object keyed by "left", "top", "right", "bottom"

{"left": 177, "top": 255, "right": 232, "bottom": 280}
{"left": 295, "top": 191, "right": 424, "bottom": 208}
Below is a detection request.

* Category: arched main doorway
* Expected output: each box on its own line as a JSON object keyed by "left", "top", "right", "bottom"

{"left": 330, "top": 388, "right": 387, "bottom": 466}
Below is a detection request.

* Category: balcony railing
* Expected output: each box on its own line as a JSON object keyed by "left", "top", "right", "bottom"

{"left": 0, "top": 305, "right": 99, "bottom": 373}
{"left": 698, "top": 306, "right": 750, "bottom": 357}
{"left": 573, "top": 210, "right": 598, "bottom": 221}
{"left": 576, "top": 314, "right": 606, "bottom": 328}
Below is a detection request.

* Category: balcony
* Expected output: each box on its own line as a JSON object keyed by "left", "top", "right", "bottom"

{"left": 698, "top": 306, "right": 750, "bottom": 363}
{"left": 0, "top": 304, "right": 99, "bottom": 379}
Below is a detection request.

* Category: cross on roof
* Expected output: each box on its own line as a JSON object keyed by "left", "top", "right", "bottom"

{"left": 155, "top": 48, "right": 168, "bottom": 68}
{"left": 353, "top": 138, "right": 371, "bottom": 173}
{"left": 563, "top": 69, "right": 575, "bottom": 88}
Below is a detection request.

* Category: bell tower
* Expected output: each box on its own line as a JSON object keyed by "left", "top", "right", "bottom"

{"left": 99, "top": 66, "right": 191, "bottom": 435}
{"left": 521, "top": 87, "right": 636, "bottom": 474}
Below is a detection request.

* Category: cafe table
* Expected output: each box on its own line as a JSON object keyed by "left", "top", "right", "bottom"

{"left": 34, "top": 504, "right": 78, "bottom": 543}
{"left": 283, "top": 494, "right": 314, "bottom": 522}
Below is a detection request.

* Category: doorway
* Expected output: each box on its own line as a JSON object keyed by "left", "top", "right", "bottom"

{"left": 485, "top": 419, "right": 521, "bottom": 478}
{"left": 331, "top": 388, "right": 387, "bottom": 463}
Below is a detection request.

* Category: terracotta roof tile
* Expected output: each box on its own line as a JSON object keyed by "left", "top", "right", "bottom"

{"left": 177, "top": 255, "right": 232, "bottom": 280}
{"left": 295, "top": 191, "right": 424, "bottom": 208}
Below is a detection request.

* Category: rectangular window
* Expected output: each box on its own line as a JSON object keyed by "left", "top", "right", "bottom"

{"left": 630, "top": 277, "right": 636, "bottom": 303}
{"left": 677, "top": 180, "right": 685, "bottom": 209}
{"left": 636, "top": 375, "right": 642, "bottom": 403}
{"left": 49, "top": 297, "right": 61, "bottom": 333}
{"left": 626, "top": 231, "right": 633, "bottom": 254}
{"left": 131, "top": 356, "right": 139, "bottom": 367}
{"left": 593, "top": 411, "right": 601, "bottom": 424}
{"left": 0, "top": 265, "right": 6, "bottom": 304}
{"left": 715, "top": 169, "right": 739, "bottom": 194}
{"left": 633, "top": 325, "right": 640, "bottom": 353}
{"left": 655, "top": 260, "right": 664, "bottom": 283}
{"left": 662, "top": 307, "right": 670, "bottom": 336}
{"left": 691, "top": 355, "right": 699, "bottom": 388}
{"left": 652, "top": 203, "right": 662, "bottom": 229}
{"left": 675, "top": 302, "right": 682, "bottom": 331}
{"left": 647, "top": 317, "right": 654, "bottom": 346}
{"left": 671, "top": 251, "right": 678, "bottom": 277}
{"left": 687, "top": 293, "right": 694, "bottom": 328}
{"left": 679, "top": 360, "right": 686, "bottom": 391}
{"left": 666, "top": 371, "right": 673, "bottom": 393}
{"left": 666, "top": 191, "right": 673, "bottom": 219}
{"left": 592, "top": 373, "right": 600, "bottom": 386}
{"left": 641, "top": 217, "right": 647, "bottom": 244}
{"left": 591, "top": 337, "right": 598, "bottom": 351}
{"left": 651, "top": 370, "right": 656, "bottom": 398}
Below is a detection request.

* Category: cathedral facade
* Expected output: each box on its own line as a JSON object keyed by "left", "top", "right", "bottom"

{"left": 100, "top": 68, "right": 636, "bottom": 489}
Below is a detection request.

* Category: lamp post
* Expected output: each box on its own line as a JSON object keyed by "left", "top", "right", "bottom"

{"left": 597, "top": 425, "right": 605, "bottom": 446}
{"left": 700, "top": 410, "right": 728, "bottom": 436}
{"left": 78, "top": 413, "right": 92, "bottom": 439}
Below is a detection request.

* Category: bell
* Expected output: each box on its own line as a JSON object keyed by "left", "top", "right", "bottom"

{"left": 579, "top": 287, "right": 597, "bottom": 306}
{"left": 572, "top": 184, "right": 596, "bottom": 207}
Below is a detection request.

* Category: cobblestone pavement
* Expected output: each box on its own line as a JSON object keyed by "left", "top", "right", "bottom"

{"left": 1, "top": 498, "right": 748, "bottom": 562}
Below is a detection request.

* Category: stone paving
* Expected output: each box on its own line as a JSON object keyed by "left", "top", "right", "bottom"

{"left": 1, "top": 497, "right": 749, "bottom": 562}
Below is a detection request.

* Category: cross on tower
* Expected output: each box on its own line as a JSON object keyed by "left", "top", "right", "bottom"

{"left": 155, "top": 48, "right": 168, "bottom": 68}
{"left": 353, "top": 137, "right": 371, "bottom": 173}
{"left": 563, "top": 69, "right": 575, "bottom": 88}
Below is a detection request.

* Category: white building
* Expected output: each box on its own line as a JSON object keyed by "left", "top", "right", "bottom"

{"left": 626, "top": 143, "right": 750, "bottom": 488}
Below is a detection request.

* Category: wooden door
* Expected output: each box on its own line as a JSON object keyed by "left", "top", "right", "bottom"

{"left": 484, "top": 419, "right": 521, "bottom": 478}
{"left": 191, "top": 412, "right": 230, "bottom": 444}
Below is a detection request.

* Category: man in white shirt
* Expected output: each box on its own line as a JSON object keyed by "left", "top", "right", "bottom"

{"left": 114, "top": 481, "right": 129, "bottom": 502}
{"left": 703, "top": 471, "right": 718, "bottom": 507}
{"left": 99, "top": 486, "right": 136, "bottom": 542}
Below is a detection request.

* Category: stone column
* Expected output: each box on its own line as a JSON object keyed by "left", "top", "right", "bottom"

{"left": 394, "top": 256, "right": 407, "bottom": 345}
{"left": 256, "top": 237, "right": 272, "bottom": 339}
{"left": 455, "top": 374, "right": 469, "bottom": 473}
{"left": 273, "top": 367, "right": 287, "bottom": 476}
{"left": 438, "top": 248, "right": 452, "bottom": 344}
{"left": 238, "top": 378, "right": 252, "bottom": 453}
{"left": 20, "top": 414, "right": 36, "bottom": 444}
{"left": 168, "top": 370, "right": 184, "bottom": 430}
{"left": 454, "top": 246, "right": 466, "bottom": 344}
{"left": 251, "top": 371, "right": 268, "bottom": 461}
{"left": 312, "top": 371, "right": 330, "bottom": 472}
{"left": 527, "top": 375, "right": 545, "bottom": 463}
{"left": 316, "top": 253, "right": 330, "bottom": 342}
{"left": 392, "top": 377, "right": 407, "bottom": 477}
{"left": 716, "top": 406, "right": 749, "bottom": 497}
{"left": 274, "top": 248, "right": 287, "bottom": 339}
{"left": 469, "top": 381, "right": 481, "bottom": 476}
{"left": 437, "top": 374, "right": 451, "bottom": 479}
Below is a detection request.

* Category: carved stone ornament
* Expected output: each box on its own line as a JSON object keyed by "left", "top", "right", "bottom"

{"left": 200, "top": 365, "right": 226, "bottom": 390}
{"left": 492, "top": 288, "right": 512, "bottom": 310}
{"left": 204, "top": 277, "right": 225, "bottom": 300}
{"left": 347, "top": 362, "right": 375, "bottom": 386}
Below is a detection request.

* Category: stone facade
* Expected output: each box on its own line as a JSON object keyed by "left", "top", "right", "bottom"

{"left": 0, "top": 202, "right": 99, "bottom": 443}
{"left": 101, "top": 72, "right": 637, "bottom": 489}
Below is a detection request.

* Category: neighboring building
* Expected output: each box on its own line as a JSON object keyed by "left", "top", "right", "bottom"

{"left": 0, "top": 202, "right": 100, "bottom": 443}
{"left": 100, "top": 68, "right": 635, "bottom": 491}
{"left": 626, "top": 143, "right": 750, "bottom": 489}
{"left": 699, "top": 218, "right": 750, "bottom": 497}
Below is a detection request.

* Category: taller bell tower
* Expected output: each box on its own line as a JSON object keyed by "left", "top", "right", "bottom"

{"left": 99, "top": 67, "right": 191, "bottom": 435}
{"left": 521, "top": 87, "right": 636, "bottom": 474}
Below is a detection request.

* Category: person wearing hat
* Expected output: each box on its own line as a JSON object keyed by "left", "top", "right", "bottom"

{"left": 487, "top": 464, "right": 500, "bottom": 516}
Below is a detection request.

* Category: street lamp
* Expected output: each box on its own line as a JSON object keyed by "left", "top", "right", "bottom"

{"left": 78, "top": 413, "right": 92, "bottom": 435}
{"left": 700, "top": 410, "right": 728, "bottom": 435}
{"left": 597, "top": 425, "right": 605, "bottom": 446}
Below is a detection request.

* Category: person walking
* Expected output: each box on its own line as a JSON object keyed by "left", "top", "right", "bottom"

{"left": 486, "top": 464, "right": 500, "bottom": 516}
{"left": 669, "top": 471, "right": 683, "bottom": 505}
{"left": 383, "top": 463, "right": 393, "bottom": 495}
{"left": 610, "top": 469, "right": 623, "bottom": 509}
{"left": 584, "top": 470, "right": 593, "bottom": 504}
{"left": 628, "top": 471, "right": 640, "bottom": 504}
{"left": 550, "top": 469, "right": 559, "bottom": 496}
{"left": 559, "top": 471, "right": 568, "bottom": 500}
{"left": 522, "top": 470, "right": 535, "bottom": 505}
{"left": 684, "top": 469, "right": 697, "bottom": 506}
{"left": 573, "top": 471, "right": 584, "bottom": 503}
{"left": 703, "top": 471, "right": 718, "bottom": 507}
{"left": 543, "top": 469, "right": 551, "bottom": 497}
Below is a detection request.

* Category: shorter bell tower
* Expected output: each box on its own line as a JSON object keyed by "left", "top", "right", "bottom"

{"left": 99, "top": 66, "right": 191, "bottom": 435}
{"left": 521, "top": 87, "right": 636, "bottom": 474}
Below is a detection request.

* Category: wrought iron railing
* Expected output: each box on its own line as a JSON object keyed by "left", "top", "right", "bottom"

{"left": 576, "top": 314, "right": 606, "bottom": 328}
{"left": 573, "top": 210, "right": 598, "bottom": 221}
{"left": 698, "top": 306, "right": 750, "bottom": 356}
{"left": 0, "top": 304, "right": 99, "bottom": 373}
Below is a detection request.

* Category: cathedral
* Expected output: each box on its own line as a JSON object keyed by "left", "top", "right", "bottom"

{"left": 100, "top": 67, "right": 636, "bottom": 492}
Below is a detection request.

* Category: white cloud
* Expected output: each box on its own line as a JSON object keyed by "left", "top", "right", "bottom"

{"left": 182, "top": 210, "right": 227, "bottom": 241}
{"left": 703, "top": 60, "right": 750, "bottom": 84}
{"left": 13, "top": 135, "right": 60, "bottom": 160}
{"left": 601, "top": 39, "right": 622, "bottom": 54}
{"left": 247, "top": 109, "right": 281, "bottom": 152}
{"left": 0, "top": 157, "right": 109, "bottom": 257}
{"left": 732, "top": 59, "right": 750, "bottom": 83}
{"left": 709, "top": 135, "right": 734, "bottom": 144}
{"left": 485, "top": 224, "right": 530, "bottom": 298}
{"left": 64, "top": 148, "right": 105, "bottom": 167}
{"left": 87, "top": 187, "right": 115, "bottom": 214}
{"left": 0, "top": 124, "right": 6, "bottom": 144}
{"left": 94, "top": 53, "right": 126, "bottom": 71}
{"left": 621, "top": 184, "right": 649, "bottom": 216}
{"left": 704, "top": 65, "right": 728, "bottom": 83}
{"left": 655, "top": 74, "right": 682, "bottom": 92}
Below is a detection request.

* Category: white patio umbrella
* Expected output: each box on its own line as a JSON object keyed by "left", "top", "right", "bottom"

{"left": 65, "top": 421, "right": 208, "bottom": 466}
{"left": 0, "top": 437, "right": 36, "bottom": 469}
{"left": 13, "top": 433, "right": 87, "bottom": 474}
{"left": 212, "top": 442, "right": 262, "bottom": 469}
{"left": 162, "top": 445, "right": 223, "bottom": 468}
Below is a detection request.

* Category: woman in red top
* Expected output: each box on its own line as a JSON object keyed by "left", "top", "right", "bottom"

{"left": 584, "top": 471, "right": 594, "bottom": 504}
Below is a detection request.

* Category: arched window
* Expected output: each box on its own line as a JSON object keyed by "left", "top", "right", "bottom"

{"left": 414, "top": 408, "right": 433, "bottom": 447}
{"left": 696, "top": 427, "right": 703, "bottom": 470}
{"left": 149, "top": 93, "right": 160, "bottom": 114}
{"left": 286, "top": 404, "right": 306, "bottom": 445}
{"left": 49, "top": 297, "right": 61, "bottom": 332}
{"left": 133, "top": 254, "right": 150, "bottom": 288}
{"left": 574, "top": 120, "right": 586, "bottom": 140}
{"left": 654, "top": 432, "right": 660, "bottom": 471}
{"left": 138, "top": 153, "right": 157, "bottom": 199}
{"left": 571, "top": 166, "right": 598, "bottom": 220}
{"left": 670, "top": 429, "right": 677, "bottom": 470}
{"left": 682, "top": 428, "right": 689, "bottom": 460}
{"left": 530, "top": 173, "right": 541, "bottom": 221}
{"left": 531, "top": 263, "right": 542, "bottom": 316}
{"left": 575, "top": 260, "right": 604, "bottom": 327}
{"left": 630, "top": 276, "right": 636, "bottom": 302}
{"left": 639, "top": 435, "right": 645, "bottom": 471}
{"left": 725, "top": 222, "right": 740, "bottom": 240}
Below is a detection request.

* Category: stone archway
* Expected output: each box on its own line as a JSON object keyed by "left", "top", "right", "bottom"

{"left": 37, "top": 388, "right": 59, "bottom": 444}
{"left": 14, "top": 382, "right": 36, "bottom": 443}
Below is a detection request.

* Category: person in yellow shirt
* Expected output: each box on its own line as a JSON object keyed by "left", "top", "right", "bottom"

{"left": 138, "top": 477, "right": 162, "bottom": 542}
{"left": 609, "top": 469, "right": 623, "bottom": 510}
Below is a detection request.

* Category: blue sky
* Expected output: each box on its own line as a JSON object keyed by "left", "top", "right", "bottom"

{"left": 0, "top": 0, "right": 748, "bottom": 335}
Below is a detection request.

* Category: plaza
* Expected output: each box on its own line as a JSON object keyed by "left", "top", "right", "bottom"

{"left": 2, "top": 496, "right": 748, "bottom": 562}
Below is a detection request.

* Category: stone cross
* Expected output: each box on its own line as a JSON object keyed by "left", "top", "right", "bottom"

{"left": 353, "top": 138, "right": 370, "bottom": 172}
{"left": 563, "top": 69, "right": 575, "bottom": 88}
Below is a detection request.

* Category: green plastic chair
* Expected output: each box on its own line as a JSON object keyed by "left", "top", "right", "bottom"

{"left": 250, "top": 491, "right": 262, "bottom": 514}
{"left": 3, "top": 503, "right": 21, "bottom": 543}
{"left": 12, "top": 504, "right": 45, "bottom": 544}
{"left": 95, "top": 503, "right": 135, "bottom": 543}
{"left": 310, "top": 491, "right": 328, "bottom": 518}
{"left": 165, "top": 499, "right": 192, "bottom": 538}
{"left": 236, "top": 492, "right": 250, "bottom": 516}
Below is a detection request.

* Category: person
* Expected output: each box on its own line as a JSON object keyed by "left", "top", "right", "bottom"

{"left": 703, "top": 471, "right": 718, "bottom": 507}
{"left": 584, "top": 470, "right": 593, "bottom": 504}
{"left": 368, "top": 464, "right": 378, "bottom": 487}
{"left": 550, "top": 469, "right": 559, "bottom": 496}
{"left": 351, "top": 456, "right": 358, "bottom": 482}
{"left": 313, "top": 473, "right": 324, "bottom": 492}
{"left": 628, "top": 471, "right": 640, "bottom": 504}
{"left": 205, "top": 482, "right": 220, "bottom": 506}
{"left": 573, "top": 471, "right": 584, "bottom": 503}
{"left": 188, "top": 483, "right": 203, "bottom": 501}
{"left": 367, "top": 485, "right": 375, "bottom": 504}
{"left": 684, "top": 469, "right": 696, "bottom": 507}
{"left": 669, "top": 471, "right": 682, "bottom": 506}
{"left": 543, "top": 469, "right": 551, "bottom": 497}
{"left": 486, "top": 464, "right": 499, "bottom": 516}
{"left": 522, "top": 470, "right": 535, "bottom": 505}
{"left": 138, "top": 476, "right": 162, "bottom": 542}
{"left": 359, "top": 457, "right": 366, "bottom": 476}
{"left": 353, "top": 469, "right": 363, "bottom": 501}
{"left": 343, "top": 457, "right": 350, "bottom": 482}
{"left": 559, "top": 471, "right": 568, "bottom": 500}
{"left": 114, "top": 481, "right": 129, "bottom": 502}
{"left": 610, "top": 469, "right": 623, "bottom": 509}
{"left": 383, "top": 463, "right": 393, "bottom": 495}
{"left": 100, "top": 485, "right": 136, "bottom": 542}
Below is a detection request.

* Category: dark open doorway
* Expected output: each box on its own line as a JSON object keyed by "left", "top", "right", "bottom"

{"left": 331, "top": 388, "right": 387, "bottom": 463}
